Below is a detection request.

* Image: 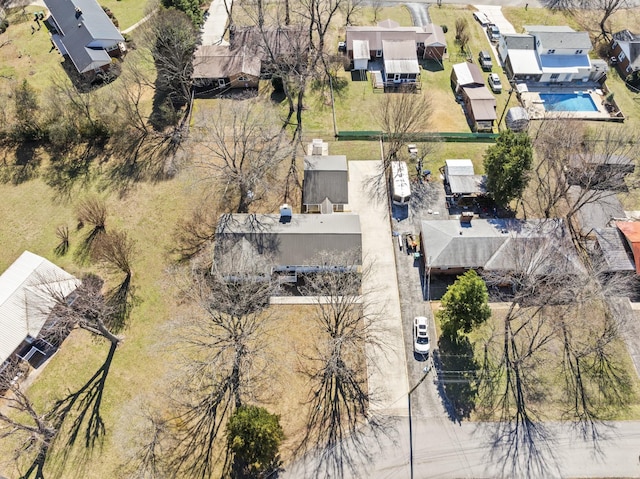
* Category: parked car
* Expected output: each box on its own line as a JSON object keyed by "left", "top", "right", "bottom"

{"left": 488, "top": 73, "right": 502, "bottom": 93}
{"left": 473, "top": 11, "right": 491, "bottom": 26}
{"left": 478, "top": 50, "right": 493, "bottom": 71}
{"left": 338, "top": 41, "right": 346, "bottom": 53}
{"left": 486, "top": 24, "right": 501, "bottom": 43}
{"left": 413, "top": 316, "right": 430, "bottom": 356}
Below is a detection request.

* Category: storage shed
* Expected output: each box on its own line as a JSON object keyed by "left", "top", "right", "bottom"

{"left": 451, "top": 62, "right": 485, "bottom": 92}
{"left": 505, "top": 107, "right": 529, "bottom": 132}
{"left": 352, "top": 39, "right": 370, "bottom": 70}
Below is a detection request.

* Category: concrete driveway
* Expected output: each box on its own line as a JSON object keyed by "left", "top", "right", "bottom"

{"left": 474, "top": 4, "right": 517, "bottom": 34}
{"left": 200, "top": 0, "right": 232, "bottom": 46}
{"left": 406, "top": 3, "right": 431, "bottom": 26}
{"left": 348, "top": 161, "right": 409, "bottom": 417}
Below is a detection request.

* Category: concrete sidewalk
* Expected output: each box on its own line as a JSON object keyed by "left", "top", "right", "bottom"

{"left": 348, "top": 161, "right": 409, "bottom": 417}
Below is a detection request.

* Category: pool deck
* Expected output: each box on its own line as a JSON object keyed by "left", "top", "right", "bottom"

{"left": 518, "top": 84, "right": 623, "bottom": 121}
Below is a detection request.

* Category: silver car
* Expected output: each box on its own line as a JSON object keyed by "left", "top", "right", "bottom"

{"left": 488, "top": 73, "right": 502, "bottom": 93}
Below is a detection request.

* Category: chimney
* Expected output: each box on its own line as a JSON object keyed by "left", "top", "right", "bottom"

{"left": 279, "top": 204, "right": 292, "bottom": 223}
{"left": 460, "top": 211, "right": 473, "bottom": 225}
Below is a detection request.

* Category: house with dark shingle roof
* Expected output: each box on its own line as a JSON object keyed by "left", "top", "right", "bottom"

{"left": 419, "top": 218, "right": 577, "bottom": 275}
{"left": 213, "top": 211, "right": 362, "bottom": 282}
{"left": 303, "top": 155, "right": 349, "bottom": 214}
{"left": 44, "top": 0, "right": 124, "bottom": 78}
{"left": 592, "top": 226, "right": 636, "bottom": 273}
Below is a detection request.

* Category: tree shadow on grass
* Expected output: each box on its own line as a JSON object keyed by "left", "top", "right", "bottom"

{"left": 100, "top": 129, "right": 182, "bottom": 197}
{"left": 294, "top": 345, "right": 396, "bottom": 479}
{"left": 19, "top": 342, "right": 117, "bottom": 479}
{"left": 104, "top": 274, "right": 139, "bottom": 333}
{"left": 0, "top": 141, "right": 41, "bottom": 185}
{"left": 42, "top": 147, "right": 97, "bottom": 201}
{"left": 434, "top": 335, "right": 478, "bottom": 421}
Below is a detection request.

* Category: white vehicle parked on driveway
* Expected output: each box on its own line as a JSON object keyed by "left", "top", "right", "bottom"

{"left": 413, "top": 316, "right": 430, "bottom": 356}
{"left": 488, "top": 73, "right": 502, "bottom": 93}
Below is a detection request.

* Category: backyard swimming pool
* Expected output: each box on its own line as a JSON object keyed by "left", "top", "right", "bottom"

{"left": 539, "top": 93, "right": 598, "bottom": 112}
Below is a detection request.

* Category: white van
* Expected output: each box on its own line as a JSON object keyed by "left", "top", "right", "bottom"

{"left": 390, "top": 161, "right": 411, "bottom": 205}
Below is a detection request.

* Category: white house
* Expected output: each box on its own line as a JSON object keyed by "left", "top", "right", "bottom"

{"left": 0, "top": 252, "right": 79, "bottom": 376}
{"left": 500, "top": 26, "right": 595, "bottom": 83}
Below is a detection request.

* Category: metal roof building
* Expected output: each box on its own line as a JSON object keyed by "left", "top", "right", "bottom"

{"left": 593, "top": 227, "right": 636, "bottom": 273}
{"left": 382, "top": 40, "right": 420, "bottom": 75}
{"left": 444, "top": 159, "right": 487, "bottom": 196}
{"left": 0, "top": 251, "right": 79, "bottom": 369}
{"left": 420, "top": 218, "right": 574, "bottom": 272}
{"left": 451, "top": 62, "right": 485, "bottom": 90}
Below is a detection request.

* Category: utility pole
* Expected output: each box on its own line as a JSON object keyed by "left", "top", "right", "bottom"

{"left": 408, "top": 364, "right": 431, "bottom": 479}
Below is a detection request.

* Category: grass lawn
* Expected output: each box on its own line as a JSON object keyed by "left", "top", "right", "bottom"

{"left": 431, "top": 302, "right": 640, "bottom": 421}
{"left": 99, "top": 0, "right": 152, "bottom": 31}
{"left": 0, "top": 1, "right": 151, "bottom": 94}
{"left": 0, "top": 159, "right": 325, "bottom": 477}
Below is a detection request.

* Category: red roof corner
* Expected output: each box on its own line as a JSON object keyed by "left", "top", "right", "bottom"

{"left": 615, "top": 221, "right": 640, "bottom": 274}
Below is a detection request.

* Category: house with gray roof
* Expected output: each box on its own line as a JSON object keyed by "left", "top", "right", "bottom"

{"left": 193, "top": 26, "right": 309, "bottom": 93}
{"left": 0, "top": 252, "right": 79, "bottom": 377}
{"left": 44, "top": 0, "right": 124, "bottom": 78}
{"left": 565, "top": 153, "right": 635, "bottom": 190}
{"left": 192, "top": 45, "right": 261, "bottom": 91}
{"left": 610, "top": 29, "right": 640, "bottom": 78}
{"left": 568, "top": 186, "right": 626, "bottom": 236}
{"left": 592, "top": 227, "right": 636, "bottom": 273}
{"left": 303, "top": 155, "right": 349, "bottom": 213}
{"left": 443, "top": 159, "right": 487, "bottom": 198}
{"left": 345, "top": 18, "right": 447, "bottom": 68}
{"left": 213, "top": 210, "right": 362, "bottom": 282}
{"left": 419, "top": 218, "right": 575, "bottom": 275}
{"left": 499, "top": 25, "right": 597, "bottom": 83}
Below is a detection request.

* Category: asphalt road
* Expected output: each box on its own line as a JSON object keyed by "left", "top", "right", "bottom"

{"left": 283, "top": 415, "right": 640, "bottom": 478}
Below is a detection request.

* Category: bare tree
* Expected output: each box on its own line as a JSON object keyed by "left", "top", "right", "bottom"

{"left": 54, "top": 224, "right": 70, "bottom": 257}
{"left": 75, "top": 196, "right": 108, "bottom": 262}
{"left": 166, "top": 266, "right": 275, "bottom": 478}
{"left": 192, "top": 99, "right": 291, "bottom": 213}
{"left": 543, "top": 0, "right": 628, "bottom": 40}
{"left": 0, "top": 371, "right": 57, "bottom": 479}
{"left": 296, "top": 252, "right": 387, "bottom": 478}
{"left": 478, "top": 222, "right": 635, "bottom": 476}
{"left": 341, "top": 0, "right": 364, "bottom": 25}
{"left": 455, "top": 18, "right": 470, "bottom": 53}
{"left": 375, "top": 91, "right": 432, "bottom": 189}
{"left": 530, "top": 121, "right": 639, "bottom": 241}
{"left": 43, "top": 274, "right": 122, "bottom": 346}
{"left": 93, "top": 229, "right": 137, "bottom": 331}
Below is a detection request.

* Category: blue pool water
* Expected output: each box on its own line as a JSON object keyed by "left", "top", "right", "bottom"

{"left": 539, "top": 93, "right": 598, "bottom": 112}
